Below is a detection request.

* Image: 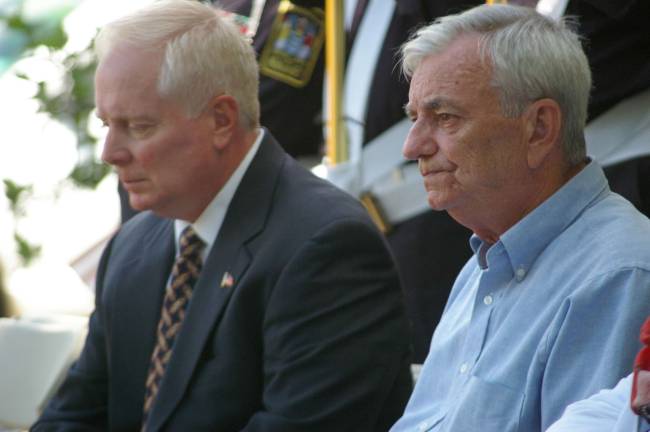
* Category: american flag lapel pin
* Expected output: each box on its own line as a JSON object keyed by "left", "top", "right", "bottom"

{"left": 220, "top": 272, "right": 234, "bottom": 289}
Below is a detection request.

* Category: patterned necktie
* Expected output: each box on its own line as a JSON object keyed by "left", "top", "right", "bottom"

{"left": 142, "top": 226, "right": 205, "bottom": 426}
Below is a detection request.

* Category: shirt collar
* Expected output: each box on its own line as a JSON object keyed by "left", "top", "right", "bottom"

{"left": 470, "top": 159, "right": 609, "bottom": 277}
{"left": 174, "top": 128, "right": 264, "bottom": 258}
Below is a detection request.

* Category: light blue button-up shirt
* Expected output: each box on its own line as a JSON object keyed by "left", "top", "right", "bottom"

{"left": 391, "top": 161, "right": 650, "bottom": 432}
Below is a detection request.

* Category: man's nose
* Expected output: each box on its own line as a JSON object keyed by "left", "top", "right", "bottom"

{"left": 101, "top": 129, "right": 131, "bottom": 166}
{"left": 403, "top": 121, "right": 434, "bottom": 161}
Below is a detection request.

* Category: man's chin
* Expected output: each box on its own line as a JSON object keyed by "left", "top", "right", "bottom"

{"left": 426, "top": 193, "right": 451, "bottom": 212}
{"left": 128, "top": 196, "right": 152, "bottom": 213}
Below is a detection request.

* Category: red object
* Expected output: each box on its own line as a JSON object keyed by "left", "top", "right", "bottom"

{"left": 631, "top": 317, "right": 650, "bottom": 417}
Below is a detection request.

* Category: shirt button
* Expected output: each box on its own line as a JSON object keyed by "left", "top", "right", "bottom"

{"left": 459, "top": 362, "right": 469, "bottom": 374}
{"left": 515, "top": 267, "right": 526, "bottom": 281}
{"left": 483, "top": 295, "right": 493, "bottom": 305}
{"left": 418, "top": 421, "right": 429, "bottom": 431}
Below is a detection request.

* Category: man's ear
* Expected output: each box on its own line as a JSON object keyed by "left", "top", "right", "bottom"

{"left": 207, "top": 94, "right": 239, "bottom": 150}
{"left": 524, "top": 98, "right": 562, "bottom": 169}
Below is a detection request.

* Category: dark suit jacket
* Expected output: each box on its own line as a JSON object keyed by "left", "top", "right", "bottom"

{"left": 32, "top": 132, "right": 412, "bottom": 431}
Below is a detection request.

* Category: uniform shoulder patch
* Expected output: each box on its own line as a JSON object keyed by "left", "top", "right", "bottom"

{"left": 259, "top": 0, "right": 324, "bottom": 88}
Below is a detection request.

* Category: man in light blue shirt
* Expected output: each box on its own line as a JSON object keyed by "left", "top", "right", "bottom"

{"left": 392, "top": 4, "right": 650, "bottom": 432}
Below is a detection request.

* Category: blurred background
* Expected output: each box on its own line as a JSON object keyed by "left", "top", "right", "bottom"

{"left": 0, "top": 0, "right": 155, "bottom": 317}
{"left": 1, "top": 2, "right": 158, "bottom": 428}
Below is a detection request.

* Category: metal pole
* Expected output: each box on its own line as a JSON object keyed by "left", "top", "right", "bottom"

{"left": 325, "top": 0, "right": 348, "bottom": 164}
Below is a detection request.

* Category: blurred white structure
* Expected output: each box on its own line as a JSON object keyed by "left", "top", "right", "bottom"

{"left": 0, "top": 315, "right": 87, "bottom": 429}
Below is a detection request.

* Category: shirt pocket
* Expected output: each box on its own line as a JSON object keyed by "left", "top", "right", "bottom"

{"left": 443, "top": 375, "right": 524, "bottom": 432}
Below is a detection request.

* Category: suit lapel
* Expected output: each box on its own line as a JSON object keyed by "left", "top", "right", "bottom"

{"left": 148, "top": 131, "right": 287, "bottom": 430}
{"left": 111, "top": 217, "right": 175, "bottom": 422}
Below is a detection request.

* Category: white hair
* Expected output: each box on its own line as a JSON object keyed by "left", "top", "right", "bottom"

{"left": 95, "top": 0, "right": 260, "bottom": 129}
{"left": 402, "top": 4, "right": 591, "bottom": 165}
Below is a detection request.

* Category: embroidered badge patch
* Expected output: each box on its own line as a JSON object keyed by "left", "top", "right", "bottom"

{"left": 259, "top": 0, "right": 324, "bottom": 88}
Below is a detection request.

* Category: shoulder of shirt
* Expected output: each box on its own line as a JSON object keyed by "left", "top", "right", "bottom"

{"left": 557, "top": 190, "right": 650, "bottom": 268}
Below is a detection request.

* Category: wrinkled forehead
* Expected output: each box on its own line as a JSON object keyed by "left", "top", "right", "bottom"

{"left": 407, "top": 36, "right": 494, "bottom": 105}
{"left": 413, "top": 34, "right": 487, "bottom": 78}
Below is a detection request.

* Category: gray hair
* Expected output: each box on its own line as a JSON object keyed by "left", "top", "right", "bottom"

{"left": 95, "top": 0, "right": 260, "bottom": 129}
{"left": 401, "top": 4, "right": 591, "bottom": 165}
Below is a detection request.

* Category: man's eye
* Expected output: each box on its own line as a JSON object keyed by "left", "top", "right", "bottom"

{"left": 438, "top": 113, "right": 454, "bottom": 122}
{"left": 129, "top": 124, "right": 153, "bottom": 136}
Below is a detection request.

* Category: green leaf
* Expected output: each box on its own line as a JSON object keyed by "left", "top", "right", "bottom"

{"left": 14, "top": 233, "right": 41, "bottom": 266}
{"left": 69, "top": 160, "right": 110, "bottom": 189}
{"left": 6, "top": 14, "right": 29, "bottom": 31}
{"left": 27, "top": 20, "right": 67, "bottom": 49}
{"left": 3, "top": 178, "right": 32, "bottom": 214}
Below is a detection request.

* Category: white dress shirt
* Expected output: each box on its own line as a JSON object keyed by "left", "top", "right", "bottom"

{"left": 174, "top": 128, "right": 263, "bottom": 259}
{"left": 547, "top": 374, "right": 644, "bottom": 432}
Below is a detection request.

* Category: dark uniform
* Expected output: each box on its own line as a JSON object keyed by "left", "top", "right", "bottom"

{"left": 220, "top": 0, "right": 324, "bottom": 158}
{"left": 570, "top": 0, "right": 650, "bottom": 216}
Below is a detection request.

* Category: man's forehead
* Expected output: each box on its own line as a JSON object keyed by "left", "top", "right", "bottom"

{"left": 95, "top": 43, "right": 163, "bottom": 89}
{"left": 94, "top": 60, "right": 166, "bottom": 119}
{"left": 96, "top": 43, "right": 163, "bottom": 86}
{"left": 407, "top": 36, "right": 492, "bottom": 105}
{"left": 415, "top": 35, "right": 485, "bottom": 77}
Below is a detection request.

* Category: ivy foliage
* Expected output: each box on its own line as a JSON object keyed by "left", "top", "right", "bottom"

{"left": 2, "top": 0, "right": 106, "bottom": 265}
{"left": 3, "top": 179, "right": 40, "bottom": 266}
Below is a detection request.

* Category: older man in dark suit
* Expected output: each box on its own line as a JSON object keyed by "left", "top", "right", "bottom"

{"left": 31, "top": 1, "right": 411, "bottom": 431}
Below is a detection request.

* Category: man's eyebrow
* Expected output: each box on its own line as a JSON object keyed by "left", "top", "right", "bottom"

{"left": 428, "top": 97, "right": 468, "bottom": 116}
{"left": 404, "top": 97, "right": 461, "bottom": 117}
{"left": 423, "top": 97, "right": 456, "bottom": 111}
{"left": 94, "top": 112, "right": 156, "bottom": 123}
